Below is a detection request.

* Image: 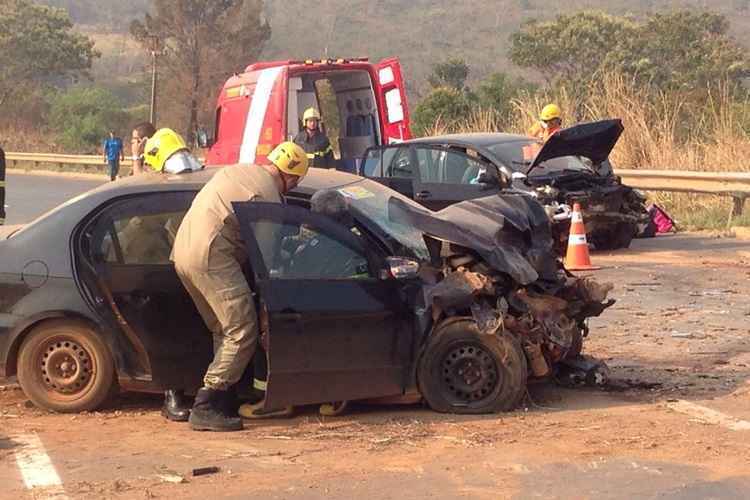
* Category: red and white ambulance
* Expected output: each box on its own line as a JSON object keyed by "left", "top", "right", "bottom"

{"left": 201, "top": 57, "right": 412, "bottom": 172}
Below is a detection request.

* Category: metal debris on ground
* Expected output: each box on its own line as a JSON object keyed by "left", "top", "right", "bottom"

{"left": 192, "top": 466, "right": 220, "bottom": 477}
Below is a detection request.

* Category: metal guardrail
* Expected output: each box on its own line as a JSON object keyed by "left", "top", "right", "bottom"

{"left": 5, "top": 152, "right": 134, "bottom": 169}
{"left": 3, "top": 153, "right": 749, "bottom": 214}
{"left": 614, "top": 169, "right": 750, "bottom": 216}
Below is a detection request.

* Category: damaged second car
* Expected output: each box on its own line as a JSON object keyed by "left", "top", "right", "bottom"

{"left": 0, "top": 169, "right": 614, "bottom": 415}
{"left": 362, "top": 119, "right": 652, "bottom": 254}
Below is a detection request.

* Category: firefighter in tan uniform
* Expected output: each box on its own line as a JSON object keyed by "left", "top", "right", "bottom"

{"left": 171, "top": 142, "right": 309, "bottom": 432}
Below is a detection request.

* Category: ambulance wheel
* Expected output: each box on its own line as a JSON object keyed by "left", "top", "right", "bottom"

{"left": 418, "top": 320, "right": 527, "bottom": 414}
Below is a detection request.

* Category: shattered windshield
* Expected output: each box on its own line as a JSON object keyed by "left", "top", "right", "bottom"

{"left": 336, "top": 179, "right": 429, "bottom": 259}
{"left": 488, "top": 140, "right": 594, "bottom": 175}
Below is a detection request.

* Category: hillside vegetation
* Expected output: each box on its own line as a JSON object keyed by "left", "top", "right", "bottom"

{"left": 38, "top": 0, "right": 750, "bottom": 95}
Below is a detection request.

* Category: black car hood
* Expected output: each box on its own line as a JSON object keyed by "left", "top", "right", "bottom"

{"left": 528, "top": 119, "right": 624, "bottom": 173}
{"left": 388, "top": 193, "right": 560, "bottom": 286}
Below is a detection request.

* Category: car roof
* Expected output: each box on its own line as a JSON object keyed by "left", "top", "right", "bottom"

{"left": 405, "top": 133, "right": 533, "bottom": 148}
{"left": 2, "top": 167, "right": 366, "bottom": 278}
{"left": 84, "top": 166, "right": 363, "bottom": 199}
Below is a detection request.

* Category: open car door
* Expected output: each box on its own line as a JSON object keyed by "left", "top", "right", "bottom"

{"left": 375, "top": 58, "right": 411, "bottom": 144}
{"left": 78, "top": 191, "right": 212, "bottom": 389}
{"left": 233, "top": 201, "right": 415, "bottom": 408}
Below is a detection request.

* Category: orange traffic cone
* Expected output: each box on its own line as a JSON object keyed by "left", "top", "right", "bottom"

{"left": 564, "top": 203, "right": 600, "bottom": 271}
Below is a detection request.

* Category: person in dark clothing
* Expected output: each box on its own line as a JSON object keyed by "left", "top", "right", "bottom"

{"left": 294, "top": 107, "right": 334, "bottom": 168}
{"left": 103, "top": 131, "right": 124, "bottom": 181}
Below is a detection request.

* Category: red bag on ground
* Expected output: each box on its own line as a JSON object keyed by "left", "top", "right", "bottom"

{"left": 648, "top": 204, "right": 675, "bottom": 234}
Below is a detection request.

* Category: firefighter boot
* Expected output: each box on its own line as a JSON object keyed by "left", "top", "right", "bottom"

{"left": 161, "top": 389, "right": 190, "bottom": 422}
{"left": 221, "top": 385, "right": 240, "bottom": 417}
{"left": 189, "top": 388, "right": 243, "bottom": 432}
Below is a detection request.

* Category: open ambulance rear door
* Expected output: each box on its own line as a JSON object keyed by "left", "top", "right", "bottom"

{"left": 375, "top": 58, "right": 411, "bottom": 144}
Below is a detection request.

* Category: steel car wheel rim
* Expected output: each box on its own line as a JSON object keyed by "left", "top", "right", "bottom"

{"left": 38, "top": 337, "right": 95, "bottom": 399}
{"left": 441, "top": 342, "right": 499, "bottom": 404}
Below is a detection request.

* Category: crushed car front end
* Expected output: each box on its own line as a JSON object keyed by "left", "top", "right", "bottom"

{"left": 489, "top": 119, "right": 651, "bottom": 252}
{"left": 526, "top": 170, "right": 651, "bottom": 252}
{"left": 345, "top": 180, "right": 615, "bottom": 413}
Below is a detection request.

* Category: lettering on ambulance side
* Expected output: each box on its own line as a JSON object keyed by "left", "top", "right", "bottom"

{"left": 239, "top": 67, "right": 283, "bottom": 164}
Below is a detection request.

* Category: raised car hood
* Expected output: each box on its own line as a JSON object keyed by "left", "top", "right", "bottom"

{"left": 388, "top": 193, "right": 560, "bottom": 286}
{"left": 528, "top": 119, "right": 624, "bottom": 173}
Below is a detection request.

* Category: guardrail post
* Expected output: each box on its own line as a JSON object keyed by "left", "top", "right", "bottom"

{"left": 732, "top": 194, "right": 746, "bottom": 217}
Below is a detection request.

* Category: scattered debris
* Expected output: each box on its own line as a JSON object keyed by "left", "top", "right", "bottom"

{"left": 192, "top": 466, "right": 220, "bottom": 477}
{"left": 605, "top": 379, "right": 663, "bottom": 392}
{"left": 157, "top": 473, "right": 187, "bottom": 484}
{"left": 671, "top": 332, "right": 694, "bottom": 339}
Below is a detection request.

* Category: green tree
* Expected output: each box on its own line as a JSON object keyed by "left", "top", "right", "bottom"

{"left": 509, "top": 11, "right": 750, "bottom": 94}
{"left": 412, "top": 87, "right": 472, "bottom": 135}
{"left": 509, "top": 12, "right": 637, "bottom": 86}
{"left": 427, "top": 58, "right": 470, "bottom": 91}
{"left": 630, "top": 12, "right": 750, "bottom": 92}
{"left": 0, "top": 0, "right": 98, "bottom": 113}
{"left": 131, "top": 0, "right": 271, "bottom": 143}
{"left": 48, "top": 86, "right": 130, "bottom": 151}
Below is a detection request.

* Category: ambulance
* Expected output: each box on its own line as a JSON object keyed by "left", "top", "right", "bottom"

{"left": 200, "top": 57, "right": 412, "bottom": 172}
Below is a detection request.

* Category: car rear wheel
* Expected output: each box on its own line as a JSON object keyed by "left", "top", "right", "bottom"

{"left": 17, "top": 319, "right": 115, "bottom": 413}
{"left": 418, "top": 320, "right": 527, "bottom": 414}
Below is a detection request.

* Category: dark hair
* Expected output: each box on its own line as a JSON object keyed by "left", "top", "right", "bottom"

{"left": 310, "top": 189, "right": 351, "bottom": 225}
{"left": 133, "top": 122, "right": 156, "bottom": 139}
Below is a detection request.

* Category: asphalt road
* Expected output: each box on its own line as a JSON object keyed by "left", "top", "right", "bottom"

{"left": 3, "top": 172, "right": 106, "bottom": 225}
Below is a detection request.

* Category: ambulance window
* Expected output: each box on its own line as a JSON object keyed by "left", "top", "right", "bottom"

{"left": 379, "top": 67, "right": 395, "bottom": 85}
{"left": 384, "top": 89, "right": 404, "bottom": 124}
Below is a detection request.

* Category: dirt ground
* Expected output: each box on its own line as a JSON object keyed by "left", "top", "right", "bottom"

{"left": 1, "top": 233, "right": 749, "bottom": 500}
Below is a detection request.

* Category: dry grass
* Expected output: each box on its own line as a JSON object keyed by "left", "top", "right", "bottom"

{"left": 0, "top": 125, "right": 61, "bottom": 152}
{"left": 424, "top": 73, "right": 750, "bottom": 228}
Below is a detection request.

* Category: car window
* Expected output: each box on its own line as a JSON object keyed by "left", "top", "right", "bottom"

{"left": 89, "top": 192, "right": 194, "bottom": 265}
{"left": 361, "top": 147, "right": 403, "bottom": 177}
{"left": 383, "top": 146, "right": 414, "bottom": 179}
{"left": 362, "top": 147, "right": 398, "bottom": 177}
{"left": 415, "top": 147, "right": 488, "bottom": 185}
{"left": 252, "top": 218, "right": 371, "bottom": 280}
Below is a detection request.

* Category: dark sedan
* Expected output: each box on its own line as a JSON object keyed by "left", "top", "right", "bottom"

{"left": 362, "top": 119, "right": 651, "bottom": 251}
{"left": 0, "top": 167, "right": 613, "bottom": 415}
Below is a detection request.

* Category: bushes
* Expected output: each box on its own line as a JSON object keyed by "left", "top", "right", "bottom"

{"left": 47, "top": 86, "right": 130, "bottom": 152}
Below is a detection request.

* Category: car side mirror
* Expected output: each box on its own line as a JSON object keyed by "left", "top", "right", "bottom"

{"left": 511, "top": 171, "right": 527, "bottom": 181}
{"left": 382, "top": 256, "right": 420, "bottom": 280}
{"left": 196, "top": 127, "right": 214, "bottom": 149}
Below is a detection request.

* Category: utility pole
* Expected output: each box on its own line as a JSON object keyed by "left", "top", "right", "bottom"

{"left": 147, "top": 35, "right": 163, "bottom": 125}
{"left": 150, "top": 48, "right": 158, "bottom": 124}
